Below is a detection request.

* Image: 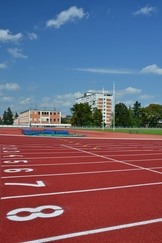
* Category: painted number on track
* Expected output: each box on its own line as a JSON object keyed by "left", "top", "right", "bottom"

{"left": 3, "top": 160, "right": 28, "bottom": 164}
{"left": 4, "top": 168, "right": 33, "bottom": 173}
{"left": 7, "top": 205, "right": 64, "bottom": 221}
{"left": 5, "top": 180, "right": 45, "bottom": 187}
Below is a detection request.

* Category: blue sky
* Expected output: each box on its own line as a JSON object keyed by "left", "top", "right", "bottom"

{"left": 0, "top": 0, "right": 162, "bottom": 116}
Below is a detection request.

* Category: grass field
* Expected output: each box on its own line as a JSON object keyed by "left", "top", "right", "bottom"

{"left": 109, "top": 128, "right": 162, "bottom": 135}
{"left": 74, "top": 127, "right": 162, "bottom": 135}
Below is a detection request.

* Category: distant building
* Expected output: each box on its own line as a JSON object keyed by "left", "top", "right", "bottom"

{"left": 76, "top": 91, "right": 113, "bottom": 127}
{"left": 17, "top": 109, "right": 61, "bottom": 126}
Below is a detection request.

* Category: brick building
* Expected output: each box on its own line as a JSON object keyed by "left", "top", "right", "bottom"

{"left": 76, "top": 91, "right": 113, "bottom": 127}
{"left": 17, "top": 109, "right": 61, "bottom": 126}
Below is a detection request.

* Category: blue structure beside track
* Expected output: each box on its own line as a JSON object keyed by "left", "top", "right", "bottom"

{"left": 22, "top": 129, "right": 69, "bottom": 136}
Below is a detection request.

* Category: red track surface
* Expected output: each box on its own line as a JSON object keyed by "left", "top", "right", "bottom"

{"left": 1, "top": 129, "right": 162, "bottom": 242}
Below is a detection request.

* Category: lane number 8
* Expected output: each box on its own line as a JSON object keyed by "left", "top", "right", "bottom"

{"left": 7, "top": 205, "right": 64, "bottom": 221}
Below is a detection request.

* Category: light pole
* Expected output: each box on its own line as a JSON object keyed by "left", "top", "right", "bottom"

{"left": 113, "top": 81, "right": 116, "bottom": 131}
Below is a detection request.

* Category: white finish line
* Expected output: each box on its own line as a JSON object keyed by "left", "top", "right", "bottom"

{"left": 24, "top": 217, "right": 162, "bottom": 242}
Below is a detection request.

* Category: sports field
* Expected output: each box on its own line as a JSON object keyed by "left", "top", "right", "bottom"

{"left": 1, "top": 128, "right": 162, "bottom": 242}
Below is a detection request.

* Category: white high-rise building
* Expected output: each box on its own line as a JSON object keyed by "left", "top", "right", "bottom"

{"left": 76, "top": 91, "right": 113, "bottom": 127}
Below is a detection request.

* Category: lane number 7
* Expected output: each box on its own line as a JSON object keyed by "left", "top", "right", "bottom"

{"left": 5, "top": 181, "right": 45, "bottom": 187}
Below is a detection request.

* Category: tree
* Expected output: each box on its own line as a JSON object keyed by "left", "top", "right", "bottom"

{"left": 115, "top": 103, "right": 131, "bottom": 127}
{"left": 0, "top": 117, "right": 3, "bottom": 125}
{"left": 142, "top": 104, "right": 162, "bottom": 127}
{"left": 128, "top": 106, "right": 134, "bottom": 127}
{"left": 70, "top": 103, "right": 93, "bottom": 126}
{"left": 61, "top": 115, "right": 71, "bottom": 124}
{"left": 2, "top": 107, "right": 14, "bottom": 125}
{"left": 92, "top": 108, "right": 103, "bottom": 127}
{"left": 15, "top": 112, "right": 19, "bottom": 119}
{"left": 132, "top": 101, "right": 142, "bottom": 127}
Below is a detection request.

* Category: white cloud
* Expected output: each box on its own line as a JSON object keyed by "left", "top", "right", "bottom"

{"left": 116, "top": 87, "right": 141, "bottom": 98}
{"left": 87, "top": 89, "right": 111, "bottom": 94}
{"left": 7, "top": 48, "right": 27, "bottom": 59}
{"left": 139, "top": 94, "right": 155, "bottom": 100}
{"left": 140, "top": 64, "right": 162, "bottom": 75}
{"left": 57, "top": 92, "right": 82, "bottom": 100}
{"left": 38, "top": 92, "right": 83, "bottom": 114}
{"left": 0, "top": 63, "right": 7, "bottom": 69}
{"left": 125, "top": 87, "right": 141, "bottom": 94}
{"left": 27, "top": 32, "right": 38, "bottom": 40}
{"left": 1, "top": 96, "right": 13, "bottom": 102}
{"left": 46, "top": 6, "right": 88, "bottom": 28}
{"left": 0, "top": 82, "right": 20, "bottom": 91}
{"left": 133, "top": 5, "right": 157, "bottom": 16}
{"left": 20, "top": 97, "right": 33, "bottom": 105}
{"left": 75, "top": 67, "right": 134, "bottom": 75}
{"left": 0, "top": 29, "right": 23, "bottom": 42}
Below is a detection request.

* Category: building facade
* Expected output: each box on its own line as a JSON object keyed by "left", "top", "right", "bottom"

{"left": 77, "top": 91, "right": 113, "bottom": 127}
{"left": 17, "top": 109, "right": 61, "bottom": 126}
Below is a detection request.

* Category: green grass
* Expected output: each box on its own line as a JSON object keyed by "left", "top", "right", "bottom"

{"left": 72, "top": 127, "right": 162, "bottom": 135}
{"left": 102, "top": 128, "right": 162, "bottom": 135}
{"left": 110, "top": 128, "right": 162, "bottom": 135}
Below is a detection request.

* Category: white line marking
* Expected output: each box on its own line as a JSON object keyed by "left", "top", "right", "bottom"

{"left": 2, "top": 159, "right": 162, "bottom": 167}
{"left": 1, "top": 160, "right": 114, "bottom": 167}
{"left": 1, "top": 181, "right": 162, "bottom": 200}
{"left": 62, "top": 145, "right": 162, "bottom": 175}
{"left": 2, "top": 168, "right": 139, "bottom": 179}
{"left": 1, "top": 155, "right": 95, "bottom": 159}
{"left": 23, "top": 217, "right": 162, "bottom": 242}
{"left": 2, "top": 166, "right": 162, "bottom": 179}
{"left": 125, "top": 158, "right": 162, "bottom": 162}
{"left": 110, "top": 152, "right": 162, "bottom": 157}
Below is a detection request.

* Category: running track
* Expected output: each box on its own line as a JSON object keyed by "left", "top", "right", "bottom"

{"left": 1, "top": 133, "right": 162, "bottom": 242}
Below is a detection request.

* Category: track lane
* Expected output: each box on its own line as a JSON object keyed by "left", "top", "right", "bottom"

{"left": 1, "top": 135, "right": 162, "bottom": 243}
{"left": 1, "top": 186, "right": 162, "bottom": 243}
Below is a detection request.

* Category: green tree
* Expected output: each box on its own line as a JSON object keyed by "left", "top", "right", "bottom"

{"left": 139, "top": 108, "right": 149, "bottom": 127}
{"left": 61, "top": 115, "right": 71, "bottom": 124}
{"left": 142, "top": 104, "right": 162, "bottom": 127}
{"left": 3, "top": 107, "right": 14, "bottom": 125}
{"left": 70, "top": 103, "right": 93, "bottom": 126}
{"left": 15, "top": 112, "right": 19, "bottom": 119}
{"left": 132, "top": 101, "right": 142, "bottom": 127}
{"left": 92, "top": 108, "right": 102, "bottom": 127}
{"left": 128, "top": 106, "right": 134, "bottom": 127}
{"left": 115, "top": 103, "right": 131, "bottom": 127}
{"left": 0, "top": 117, "right": 3, "bottom": 125}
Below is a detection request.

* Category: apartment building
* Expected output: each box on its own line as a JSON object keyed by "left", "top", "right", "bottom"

{"left": 77, "top": 91, "right": 113, "bottom": 127}
{"left": 17, "top": 109, "right": 61, "bottom": 126}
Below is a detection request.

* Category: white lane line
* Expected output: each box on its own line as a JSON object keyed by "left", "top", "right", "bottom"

{"left": 23, "top": 217, "right": 162, "bottom": 242}
{"left": 125, "top": 158, "right": 162, "bottom": 162}
{"left": 2, "top": 159, "right": 162, "bottom": 167}
{"left": 1, "top": 155, "right": 95, "bottom": 159}
{"left": 1, "top": 161, "right": 114, "bottom": 167}
{"left": 110, "top": 152, "right": 162, "bottom": 157}
{"left": 62, "top": 145, "right": 162, "bottom": 175}
{"left": 2, "top": 166, "right": 162, "bottom": 179}
{"left": 1, "top": 168, "right": 140, "bottom": 179}
{"left": 2, "top": 181, "right": 162, "bottom": 200}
